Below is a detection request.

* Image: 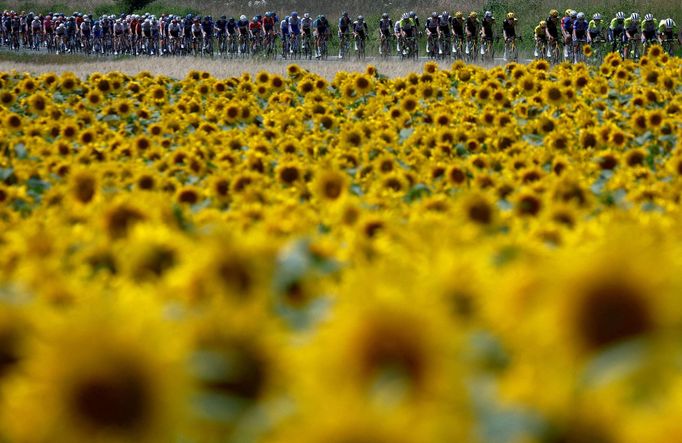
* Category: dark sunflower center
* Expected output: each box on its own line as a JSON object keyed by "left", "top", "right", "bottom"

{"left": 577, "top": 280, "right": 653, "bottom": 351}
{"left": 72, "top": 369, "right": 150, "bottom": 432}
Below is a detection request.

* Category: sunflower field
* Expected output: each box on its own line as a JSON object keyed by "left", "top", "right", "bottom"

{"left": 0, "top": 49, "right": 681, "bottom": 442}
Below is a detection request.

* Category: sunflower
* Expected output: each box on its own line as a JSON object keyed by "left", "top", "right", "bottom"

{"left": 542, "top": 83, "right": 564, "bottom": 106}
{"left": 3, "top": 301, "right": 188, "bottom": 443}
{"left": 353, "top": 73, "right": 373, "bottom": 95}
{"left": 102, "top": 201, "right": 148, "bottom": 239}
{"left": 276, "top": 162, "right": 303, "bottom": 185}
{"left": 461, "top": 193, "right": 495, "bottom": 225}
{"left": 69, "top": 169, "right": 98, "bottom": 205}
{"left": 4, "top": 113, "right": 22, "bottom": 131}
{"left": 312, "top": 169, "right": 348, "bottom": 202}
{"left": 27, "top": 92, "right": 48, "bottom": 114}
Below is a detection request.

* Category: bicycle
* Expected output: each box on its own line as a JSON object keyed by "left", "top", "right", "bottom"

{"left": 590, "top": 36, "right": 606, "bottom": 65}
{"left": 504, "top": 36, "right": 519, "bottom": 62}
{"left": 623, "top": 35, "right": 641, "bottom": 60}
{"left": 426, "top": 32, "right": 438, "bottom": 58}
{"left": 203, "top": 34, "right": 214, "bottom": 57}
{"left": 453, "top": 34, "right": 465, "bottom": 60}
{"left": 466, "top": 36, "right": 479, "bottom": 62}
{"left": 263, "top": 32, "right": 277, "bottom": 59}
{"left": 480, "top": 36, "right": 495, "bottom": 63}
{"left": 379, "top": 32, "right": 391, "bottom": 58}
{"left": 317, "top": 33, "right": 329, "bottom": 59}
{"left": 301, "top": 32, "right": 313, "bottom": 60}
{"left": 338, "top": 32, "right": 351, "bottom": 58}
{"left": 439, "top": 33, "right": 452, "bottom": 59}
{"left": 355, "top": 33, "right": 366, "bottom": 60}
{"left": 548, "top": 37, "right": 561, "bottom": 64}
{"left": 573, "top": 39, "right": 587, "bottom": 63}
{"left": 661, "top": 38, "right": 676, "bottom": 56}
{"left": 217, "top": 32, "right": 227, "bottom": 56}
{"left": 401, "top": 34, "right": 418, "bottom": 60}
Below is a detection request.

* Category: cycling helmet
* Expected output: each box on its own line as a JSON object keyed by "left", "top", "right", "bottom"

{"left": 221, "top": 15, "right": 226, "bottom": 19}
{"left": 570, "top": 10, "right": 577, "bottom": 18}
{"left": 442, "top": 12, "right": 449, "bottom": 20}
{"left": 644, "top": 13, "right": 653, "bottom": 21}
{"left": 94, "top": 20, "right": 99, "bottom": 26}
{"left": 240, "top": 15, "right": 246, "bottom": 20}
{"left": 507, "top": 12, "right": 515, "bottom": 20}
{"left": 485, "top": 11, "right": 492, "bottom": 18}
{"left": 550, "top": 9, "right": 559, "bottom": 18}
{"left": 410, "top": 11, "right": 416, "bottom": 18}
{"left": 291, "top": 11, "right": 298, "bottom": 17}
{"left": 565, "top": 9, "right": 572, "bottom": 16}
{"left": 630, "top": 12, "right": 640, "bottom": 21}
{"left": 455, "top": 11, "right": 463, "bottom": 19}
{"left": 540, "top": 20, "right": 547, "bottom": 27}
{"left": 593, "top": 13, "right": 602, "bottom": 20}
{"left": 382, "top": 13, "right": 388, "bottom": 19}
{"left": 665, "top": 18, "right": 674, "bottom": 28}
{"left": 358, "top": 15, "right": 364, "bottom": 21}
{"left": 431, "top": 11, "right": 437, "bottom": 18}
{"left": 577, "top": 12, "right": 585, "bottom": 20}
{"left": 402, "top": 13, "right": 409, "bottom": 20}
{"left": 342, "top": 11, "right": 348, "bottom": 17}
{"left": 469, "top": 11, "right": 478, "bottom": 18}
{"left": 304, "top": 13, "right": 310, "bottom": 19}
{"left": 616, "top": 11, "right": 625, "bottom": 20}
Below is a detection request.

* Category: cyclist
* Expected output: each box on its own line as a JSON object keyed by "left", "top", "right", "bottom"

{"left": 572, "top": 12, "right": 589, "bottom": 60}
{"left": 313, "top": 14, "right": 330, "bottom": 58}
{"left": 378, "top": 12, "right": 392, "bottom": 55}
{"left": 502, "top": 12, "right": 518, "bottom": 61}
{"left": 394, "top": 14, "right": 403, "bottom": 53}
{"left": 452, "top": 11, "right": 465, "bottom": 56}
{"left": 30, "top": 14, "right": 41, "bottom": 48}
{"left": 249, "top": 15, "right": 262, "bottom": 52}
{"left": 641, "top": 14, "right": 659, "bottom": 45}
{"left": 624, "top": 12, "right": 641, "bottom": 58}
{"left": 353, "top": 15, "right": 368, "bottom": 53}
{"left": 608, "top": 11, "right": 626, "bottom": 51}
{"left": 399, "top": 13, "right": 416, "bottom": 55}
{"left": 465, "top": 11, "right": 480, "bottom": 58}
{"left": 481, "top": 11, "right": 495, "bottom": 54}
{"left": 561, "top": 9, "right": 576, "bottom": 59}
{"left": 262, "top": 12, "right": 275, "bottom": 38}
{"left": 279, "top": 15, "right": 289, "bottom": 57}
{"left": 438, "top": 11, "right": 451, "bottom": 55}
{"left": 288, "top": 11, "right": 301, "bottom": 54}
{"left": 409, "top": 11, "right": 420, "bottom": 33}
{"left": 588, "top": 13, "right": 605, "bottom": 43}
{"left": 658, "top": 17, "right": 677, "bottom": 42}
{"left": 301, "top": 12, "right": 312, "bottom": 48}
{"left": 215, "top": 15, "right": 226, "bottom": 38}
{"left": 202, "top": 16, "right": 213, "bottom": 51}
{"left": 425, "top": 12, "right": 439, "bottom": 56}
{"left": 535, "top": 20, "right": 548, "bottom": 58}
{"left": 338, "top": 11, "right": 351, "bottom": 58}
{"left": 546, "top": 9, "right": 560, "bottom": 50}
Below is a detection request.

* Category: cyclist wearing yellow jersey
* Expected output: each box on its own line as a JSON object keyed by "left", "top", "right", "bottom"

{"left": 534, "top": 20, "right": 548, "bottom": 58}
{"left": 658, "top": 17, "right": 677, "bottom": 41}
{"left": 641, "top": 14, "right": 658, "bottom": 44}
{"left": 588, "top": 13, "right": 605, "bottom": 43}
{"left": 624, "top": 12, "right": 641, "bottom": 41}
{"left": 658, "top": 18, "right": 679, "bottom": 54}
{"left": 608, "top": 11, "right": 626, "bottom": 51}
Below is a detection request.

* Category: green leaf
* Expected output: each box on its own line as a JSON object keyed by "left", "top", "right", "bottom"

{"left": 13, "top": 143, "right": 27, "bottom": 160}
{"left": 522, "top": 133, "right": 544, "bottom": 147}
{"left": 403, "top": 183, "right": 431, "bottom": 203}
{"left": 399, "top": 128, "right": 414, "bottom": 143}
